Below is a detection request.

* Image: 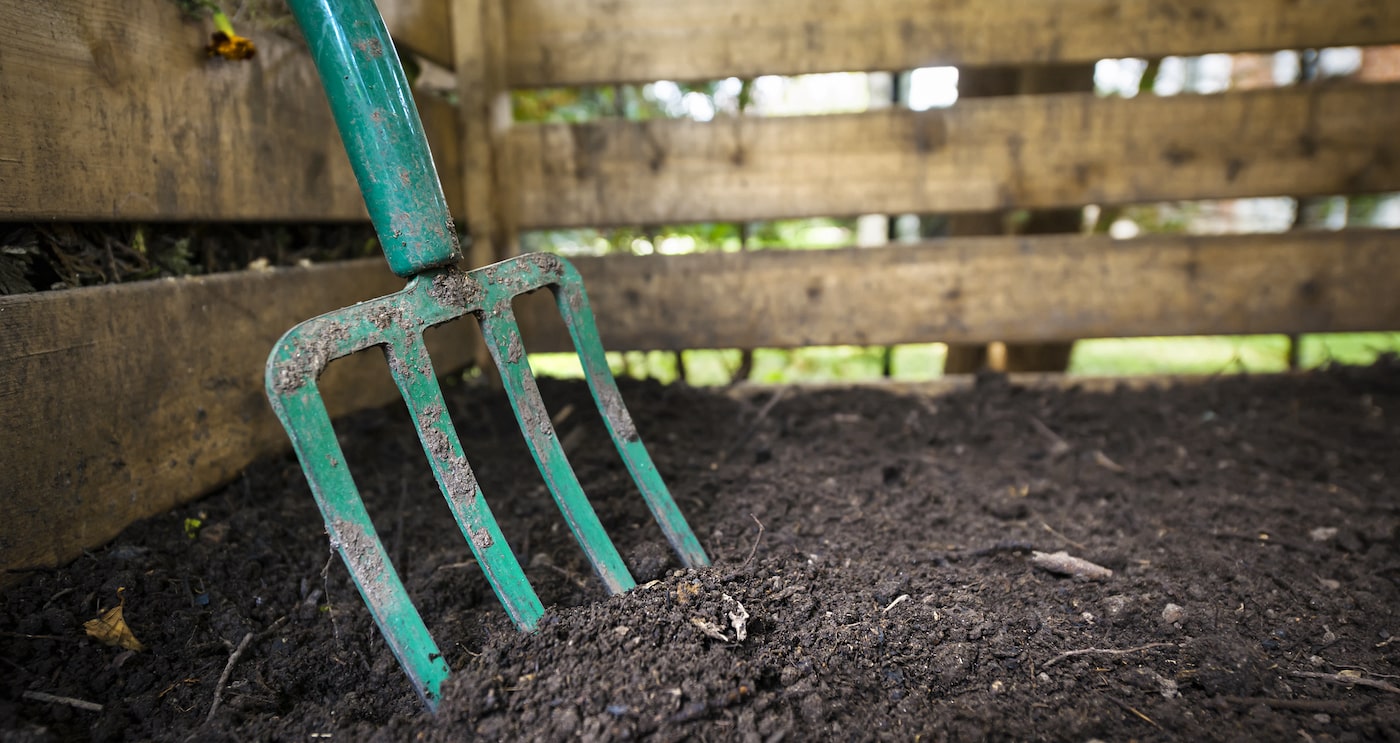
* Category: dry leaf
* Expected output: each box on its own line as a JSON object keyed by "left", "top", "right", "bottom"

{"left": 690, "top": 616, "right": 729, "bottom": 642}
{"left": 675, "top": 581, "right": 701, "bottom": 605}
{"left": 723, "top": 593, "right": 750, "bottom": 642}
{"left": 84, "top": 588, "right": 144, "bottom": 651}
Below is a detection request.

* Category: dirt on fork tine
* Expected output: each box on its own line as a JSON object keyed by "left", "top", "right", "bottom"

{"left": 2, "top": 363, "right": 1399, "bottom": 741}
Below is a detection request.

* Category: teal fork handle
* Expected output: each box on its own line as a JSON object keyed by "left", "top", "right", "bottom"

{"left": 287, "top": 0, "right": 460, "bottom": 277}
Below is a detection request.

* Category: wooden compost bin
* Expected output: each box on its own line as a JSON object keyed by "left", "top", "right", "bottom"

{"left": 2, "top": 0, "right": 1399, "bottom": 585}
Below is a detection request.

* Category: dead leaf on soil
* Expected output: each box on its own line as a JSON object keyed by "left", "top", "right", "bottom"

{"left": 690, "top": 616, "right": 730, "bottom": 642}
{"left": 84, "top": 588, "right": 144, "bottom": 652}
{"left": 723, "top": 594, "right": 750, "bottom": 642}
{"left": 676, "top": 581, "right": 701, "bottom": 605}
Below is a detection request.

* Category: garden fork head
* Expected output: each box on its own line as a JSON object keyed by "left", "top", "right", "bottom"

{"left": 267, "top": 0, "right": 708, "bottom": 709}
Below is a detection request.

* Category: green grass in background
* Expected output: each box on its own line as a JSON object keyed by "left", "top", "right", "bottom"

{"left": 528, "top": 333, "right": 1400, "bottom": 385}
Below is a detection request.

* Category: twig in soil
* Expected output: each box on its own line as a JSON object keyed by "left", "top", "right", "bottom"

{"left": 433, "top": 560, "right": 479, "bottom": 572}
{"left": 1092, "top": 450, "right": 1126, "bottom": 473}
{"left": 928, "top": 540, "right": 1040, "bottom": 568}
{"left": 1333, "top": 664, "right": 1400, "bottom": 680}
{"left": 320, "top": 550, "right": 340, "bottom": 644}
{"left": 0, "top": 655, "right": 30, "bottom": 676}
{"left": 1029, "top": 550, "right": 1113, "bottom": 581}
{"left": 256, "top": 616, "right": 290, "bottom": 642}
{"left": 945, "top": 540, "right": 1039, "bottom": 562}
{"left": 882, "top": 594, "right": 910, "bottom": 613}
{"left": 0, "top": 631, "right": 79, "bottom": 643}
{"left": 1097, "top": 692, "right": 1160, "bottom": 729}
{"left": 42, "top": 587, "right": 76, "bottom": 610}
{"left": 1029, "top": 416, "right": 1071, "bottom": 457}
{"left": 1039, "top": 521, "right": 1087, "bottom": 552}
{"left": 22, "top": 690, "right": 103, "bottom": 713}
{"left": 743, "top": 514, "right": 765, "bottom": 566}
{"left": 1291, "top": 671, "right": 1400, "bottom": 695}
{"left": 206, "top": 631, "right": 255, "bottom": 724}
{"left": 717, "top": 389, "right": 787, "bottom": 465}
{"left": 1042, "top": 642, "right": 1176, "bottom": 668}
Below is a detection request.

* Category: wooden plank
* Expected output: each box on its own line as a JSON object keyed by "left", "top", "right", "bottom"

{"left": 0, "top": 260, "right": 478, "bottom": 582}
{"left": 3, "top": 229, "right": 1395, "bottom": 575}
{"left": 381, "top": 0, "right": 454, "bottom": 70}
{"left": 514, "top": 230, "right": 1400, "bottom": 352}
{"left": 509, "top": 83, "right": 1400, "bottom": 228}
{"left": 0, "top": 1, "right": 366, "bottom": 220}
{"left": 505, "top": 0, "right": 1400, "bottom": 87}
{"left": 415, "top": 90, "right": 466, "bottom": 219}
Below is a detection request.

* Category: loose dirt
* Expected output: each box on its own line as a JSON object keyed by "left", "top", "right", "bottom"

{"left": 3, "top": 364, "right": 1399, "bottom": 741}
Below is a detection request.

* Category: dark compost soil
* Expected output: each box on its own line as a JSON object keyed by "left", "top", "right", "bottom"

{"left": 4, "top": 364, "right": 1400, "bottom": 741}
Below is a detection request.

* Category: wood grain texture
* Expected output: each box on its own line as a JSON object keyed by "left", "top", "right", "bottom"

{"left": 504, "top": 0, "right": 1400, "bottom": 87}
{"left": 453, "top": 0, "right": 518, "bottom": 267}
{"left": 0, "top": 1, "right": 465, "bottom": 221}
{"left": 943, "top": 64, "right": 1095, "bottom": 374}
{"left": 0, "top": 261, "right": 477, "bottom": 581}
{"left": 509, "top": 83, "right": 1400, "bottom": 228}
{"left": 416, "top": 90, "right": 466, "bottom": 219}
{"left": 2, "top": 229, "right": 1395, "bottom": 575}
{"left": 381, "top": 0, "right": 453, "bottom": 69}
{"left": 514, "top": 230, "right": 1400, "bottom": 352}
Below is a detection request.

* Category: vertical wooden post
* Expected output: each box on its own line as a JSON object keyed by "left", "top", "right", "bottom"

{"left": 452, "top": 0, "right": 518, "bottom": 269}
{"left": 452, "top": 0, "right": 516, "bottom": 378}
{"left": 943, "top": 63, "right": 1094, "bottom": 374}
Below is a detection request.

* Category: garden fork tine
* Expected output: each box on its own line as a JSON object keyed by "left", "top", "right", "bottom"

{"left": 266, "top": 0, "right": 709, "bottom": 710}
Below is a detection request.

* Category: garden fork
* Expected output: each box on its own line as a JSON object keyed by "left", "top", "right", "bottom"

{"left": 265, "top": 0, "right": 709, "bottom": 709}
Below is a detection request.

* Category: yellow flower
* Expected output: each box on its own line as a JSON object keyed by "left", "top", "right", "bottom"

{"left": 207, "top": 30, "right": 256, "bottom": 61}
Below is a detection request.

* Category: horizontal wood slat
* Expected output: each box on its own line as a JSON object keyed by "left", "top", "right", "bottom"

{"left": 504, "top": 0, "right": 1400, "bottom": 87}
{"left": 515, "top": 230, "right": 1400, "bottom": 351}
{"left": 0, "top": 260, "right": 477, "bottom": 583}
{"left": 2, "top": 229, "right": 1395, "bottom": 576}
{"left": 0, "top": 1, "right": 461, "bottom": 221}
{"left": 509, "top": 83, "right": 1400, "bottom": 228}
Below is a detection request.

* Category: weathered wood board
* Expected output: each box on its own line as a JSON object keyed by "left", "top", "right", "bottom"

{"left": 504, "top": 0, "right": 1400, "bottom": 87}
{"left": 0, "top": 261, "right": 477, "bottom": 584}
{"left": 416, "top": 90, "right": 465, "bottom": 221}
{"left": 515, "top": 230, "right": 1400, "bottom": 350}
{"left": 2, "top": 229, "right": 1396, "bottom": 578}
{"left": 452, "top": 0, "right": 518, "bottom": 267}
{"left": 509, "top": 83, "right": 1400, "bottom": 228}
{"left": 0, "top": 1, "right": 460, "bottom": 221}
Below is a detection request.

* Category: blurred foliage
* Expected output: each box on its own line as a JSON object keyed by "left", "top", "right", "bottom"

{"left": 172, "top": 0, "right": 296, "bottom": 29}
{"left": 513, "top": 79, "right": 844, "bottom": 257}
{"left": 0, "top": 223, "right": 379, "bottom": 294}
{"left": 529, "top": 333, "right": 1400, "bottom": 387}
